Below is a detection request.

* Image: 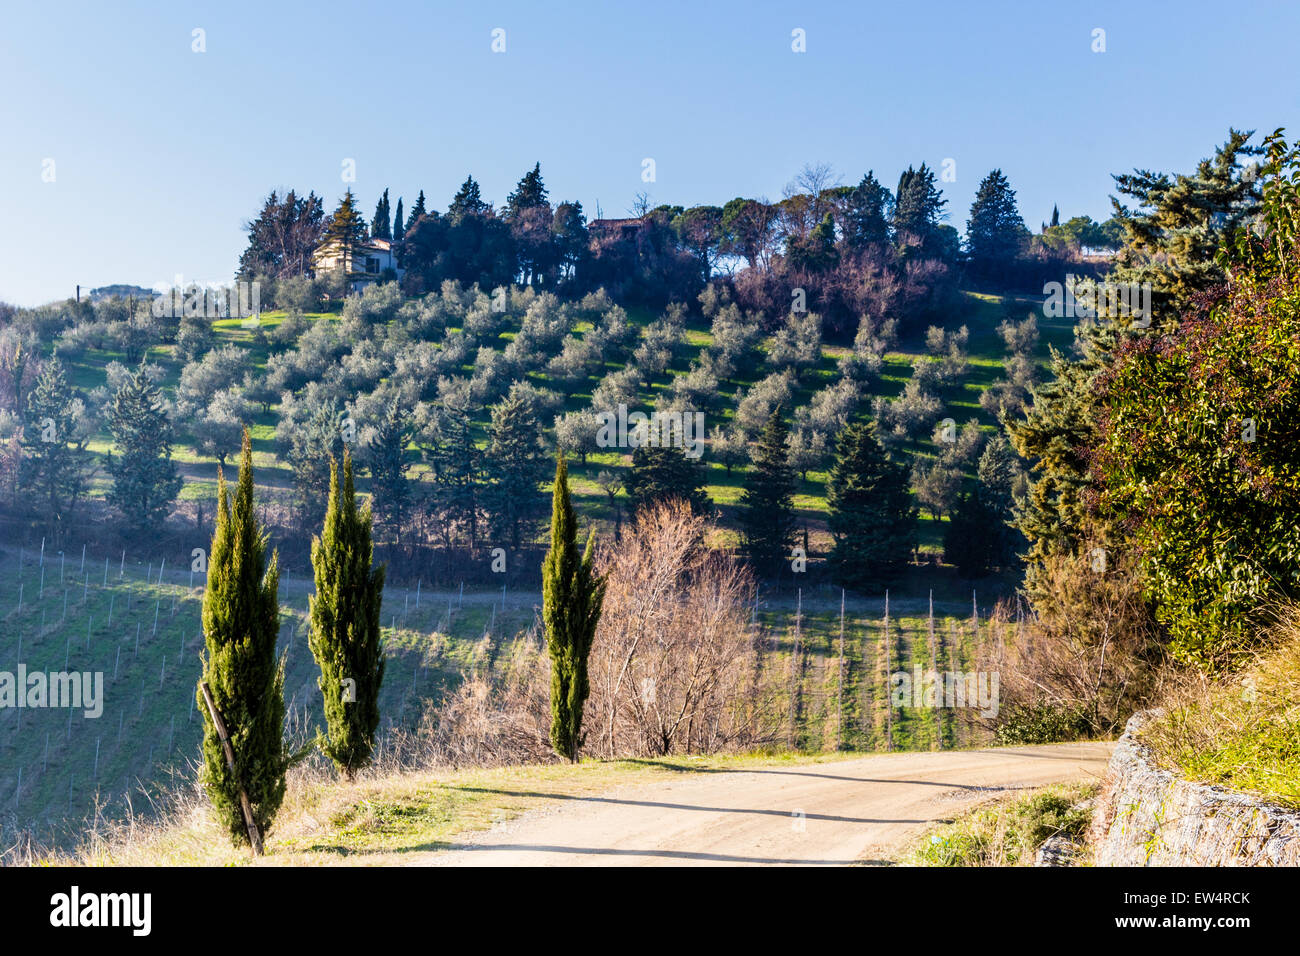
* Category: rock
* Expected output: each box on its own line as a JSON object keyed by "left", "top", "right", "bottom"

{"left": 1091, "top": 712, "right": 1300, "bottom": 866}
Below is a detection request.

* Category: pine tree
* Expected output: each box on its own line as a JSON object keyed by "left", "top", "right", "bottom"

{"left": 365, "top": 400, "right": 411, "bottom": 540}
{"left": 406, "top": 190, "right": 427, "bottom": 232}
{"left": 1109, "top": 128, "right": 1261, "bottom": 325}
{"left": 506, "top": 162, "right": 549, "bottom": 219}
{"left": 308, "top": 449, "right": 386, "bottom": 779}
{"left": 196, "top": 429, "right": 287, "bottom": 848}
{"left": 392, "top": 197, "right": 404, "bottom": 241}
{"left": 371, "top": 188, "right": 391, "bottom": 240}
{"left": 322, "top": 190, "right": 369, "bottom": 275}
{"left": 739, "top": 410, "right": 797, "bottom": 575}
{"left": 842, "top": 170, "right": 893, "bottom": 250}
{"left": 20, "top": 357, "right": 90, "bottom": 534}
{"left": 893, "top": 163, "right": 946, "bottom": 244}
{"left": 827, "top": 421, "right": 916, "bottom": 588}
{"left": 625, "top": 443, "right": 710, "bottom": 516}
{"left": 542, "top": 455, "right": 606, "bottom": 762}
{"left": 966, "top": 169, "right": 1028, "bottom": 278}
{"left": 106, "top": 363, "right": 181, "bottom": 530}
{"left": 482, "top": 392, "right": 549, "bottom": 550}
{"left": 448, "top": 176, "right": 489, "bottom": 222}
{"left": 944, "top": 436, "right": 1021, "bottom": 576}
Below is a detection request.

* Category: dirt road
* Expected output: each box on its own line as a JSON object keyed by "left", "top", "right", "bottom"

{"left": 421, "top": 742, "right": 1113, "bottom": 866}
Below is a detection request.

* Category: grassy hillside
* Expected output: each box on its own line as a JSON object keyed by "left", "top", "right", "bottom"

{"left": 1, "top": 530, "right": 999, "bottom": 847}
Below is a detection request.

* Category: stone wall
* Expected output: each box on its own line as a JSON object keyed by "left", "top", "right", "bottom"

{"left": 1091, "top": 712, "right": 1300, "bottom": 866}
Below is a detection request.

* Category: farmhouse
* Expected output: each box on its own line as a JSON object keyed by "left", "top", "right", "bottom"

{"left": 312, "top": 236, "right": 403, "bottom": 291}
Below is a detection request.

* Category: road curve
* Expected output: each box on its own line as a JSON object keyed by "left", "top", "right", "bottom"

{"left": 420, "top": 742, "right": 1113, "bottom": 866}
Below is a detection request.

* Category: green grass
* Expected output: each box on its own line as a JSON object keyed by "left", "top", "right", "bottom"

{"left": 0, "top": 536, "right": 1001, "bottom": 847}
{"left": 908, "top": 781, "right": 1097, "bottom": 866}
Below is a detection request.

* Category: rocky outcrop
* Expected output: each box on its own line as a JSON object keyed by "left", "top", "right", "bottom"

{"left": 1091, "top": 712, "right": 1300, "bottom": 866}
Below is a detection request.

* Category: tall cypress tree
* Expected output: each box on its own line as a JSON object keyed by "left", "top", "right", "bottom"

{"left": 542, "top": 455, "right": 606, "bottom": 762}
{"left": 392, "top": 197, "right": 404, "bottom": 242}
{"left": 371, "top": 187, "right": 392, "bottom": 240}
{"left": 308, "top": 449, "right": 386, "bottom": 779}
{"left": 197, "top": 429, "right": 287, "bottom": 848}
{"left": 106, "top": 363, "right": 181, "bottom": 531}
{"left": 738, "top": 410, "right": 797, "bottom": 575}
{"left": 827, "top": 421, "right": 916, "bottom": 588}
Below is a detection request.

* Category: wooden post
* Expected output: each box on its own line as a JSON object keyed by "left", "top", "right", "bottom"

{"left": 884, "top": 589, "right": 892, "bottom": 752}
{"left": 200, "top": 681, "right": 264, "bottom": 855}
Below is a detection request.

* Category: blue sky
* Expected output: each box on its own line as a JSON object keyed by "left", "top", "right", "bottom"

{"left": 2, "top": 0, "right": 1297, "bottom": 305}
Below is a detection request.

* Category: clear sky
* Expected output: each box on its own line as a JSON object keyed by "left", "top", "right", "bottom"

{"left": 2, "top": 0, "right": 1297, "bottom": 306}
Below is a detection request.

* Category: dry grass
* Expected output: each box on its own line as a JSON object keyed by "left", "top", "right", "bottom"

{"left": 6, "top": 747, "right": 857, "bottom": 866}
{"left": 1139, "top": 607, "right": 1300, "bottom": 808}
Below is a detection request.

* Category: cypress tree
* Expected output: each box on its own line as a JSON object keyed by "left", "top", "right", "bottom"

{"left": 371, "top": 187, "right": 392, "bottom": 240}
{"left": 392, "top": 197, "right": 404, "bottom": 241}
{"left": 827, "top": 421, "right": 916, "bottom": 588}
{"left": 308, "top": 449, "right": 386, "bottom": 779}
{"left": 542, "top": 455, "right": 606, "bottom": 762}
{"left": 738, "top": 410, "right": 798, "bottom": 575}
{"left": 196, "top": 429, "right": 287, "bottom": 848}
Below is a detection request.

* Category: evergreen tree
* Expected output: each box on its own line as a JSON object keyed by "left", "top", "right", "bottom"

{"left": 448, "top": 176, "right": 489, "bottom": 222}
{"left": 321, "top": 190, "right": 369, "bottom": 275}
{"left": 308, "top": 449, "right": 386, "bottom": 779}
{"left": 738, "top": 410, "right": 798, "bottom": 575}
{"left": 1007, "top": 131, "right": 1261, "bottom": 603}
{"left": 425, "top": 396, "right": 483, "bottom": 547}
{"left": 482, "top": 392, "right": 549, "bottom": 549}
{"left": 893, "top": 163, "right": 946, "bottom": 244}
{"left": 1050, "top": 204, "right": 1060, "bottom": 228}
{"left": 365, "top": 400, "right": 411, "bottom": 540}
{"left": 944, "top": 436, "right": 1021, "bottom": 576}
{"left": 237, "top": 189, "right": 325, "bottom": 280}
{"left": 20, "top": 357, "right": 91, "bottom": 533}
{"left": 1109, "top": 128, "right": 1261, "bottom": 325}
{"left": 786, "top": 212, "right": 840, "bottom": 272}
{"left": 966, "top": 169, "right": 1028, "bottom": 278}
{"left": 406, "top": 190, "right": 427, "bottom": 232}
{"left": 106, "top": 363, "right": 181, "bottom": 530}
{"left": 392, "top": 197, "right": 404, "bottom": 241}
{"left": 196, "top": 430, "right": 286, "bottom": 848}
{"left": 542, "top": 455, "right": 606, "bottom": 762}
{"left": 370, "top": 188, "right": 391, "bottom": 240}
{"left": 827, "top": 421, "right": 916, "bottom": 587}
{"left": 842, "top": 170, "right": 893, "bottom": 250}
{"left": 506, "top": 162, "right": 549, "bottom": 219}
{"left": 625, "top": 442, "right": 710, "bottom": 516}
